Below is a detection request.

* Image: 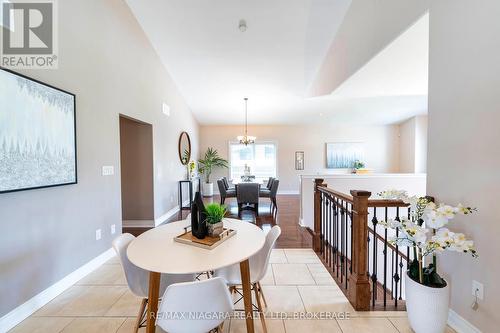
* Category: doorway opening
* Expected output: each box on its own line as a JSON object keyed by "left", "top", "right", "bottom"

{"left": 119, "top": 115, "right": 154, "bottom": 231}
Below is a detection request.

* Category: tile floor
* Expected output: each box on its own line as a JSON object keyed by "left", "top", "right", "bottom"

{"left": 9, "top": 249, "right": 455, "bottom": 333}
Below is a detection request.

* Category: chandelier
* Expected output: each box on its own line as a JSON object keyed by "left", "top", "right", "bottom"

{"left": 237, "top": 97, "right": 256, "bottom": 145}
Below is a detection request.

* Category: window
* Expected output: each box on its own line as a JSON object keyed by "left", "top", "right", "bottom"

{"left": 229, "top": 142, "right": 277, "bottom": 181}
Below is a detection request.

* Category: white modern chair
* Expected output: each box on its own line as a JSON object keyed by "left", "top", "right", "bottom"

{"left": 112, "top": 233, "right": 194, "bottom": 333}
{"left": 156, "top": 277, "right": 234, "bottom": 333}
{"left": 213, "top": 225, "right": 281, "bottom": 333}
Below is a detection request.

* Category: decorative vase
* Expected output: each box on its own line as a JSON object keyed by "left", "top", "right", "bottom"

{"left": 203, "top": 182, "right": 213, "bottom": 197}
{"left": 405, "top": 272, "right": 450, "bottom": 333}
{"left": 207, "top": 221, "right": 223, "bottom": 237}
{"left": 191, "top": 192, "right": 207, "bottom": 239}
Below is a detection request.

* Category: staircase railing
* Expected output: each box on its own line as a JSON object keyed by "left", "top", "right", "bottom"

{"left": 313, "top": 178, "right": 411, "bottom": 311}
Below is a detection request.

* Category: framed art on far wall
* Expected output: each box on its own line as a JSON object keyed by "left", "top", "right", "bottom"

{"left": 325, "top": 142, "right": 364, "bottom": 169}
{"left": 295, "top": 151, "right": 304, "bottom": 170}
{"left": 0, "top": 68, "right": 77, "bottom": 194}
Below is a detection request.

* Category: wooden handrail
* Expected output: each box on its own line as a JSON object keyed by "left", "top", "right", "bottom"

{"left": 317, "top": 186, "right": 354, "bottom": 203}
{"left": 368, "top": 199, "right": 409, "bottom": 207}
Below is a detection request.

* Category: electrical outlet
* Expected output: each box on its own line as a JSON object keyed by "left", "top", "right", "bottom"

{"left": 102, "top": 166, "right": 114, "bottom": 176}
{"left": 96, "top": 229, "right": 102, "bottom": 240}
{"left": 170, "top": 195, "right": 174, "bottom": 203}
{"left": 472, "top": 280, "right": 484, "bottom": 300}
{"left": 110, "top": 224, "right": 116, "bottom": 235}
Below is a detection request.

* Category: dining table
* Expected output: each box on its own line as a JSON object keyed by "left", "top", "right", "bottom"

{"left": 127, "top": 218, "right": 266, "bottom": 333}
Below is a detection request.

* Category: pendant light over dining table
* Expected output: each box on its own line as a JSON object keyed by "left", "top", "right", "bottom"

{"left": 237, "top": 97, "right": 256, "bottom": 145}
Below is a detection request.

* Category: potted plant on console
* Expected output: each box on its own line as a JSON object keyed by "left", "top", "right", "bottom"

{"left": 379, "top": 190, "right": 477, "bottom": 333}
{"left": 198, "top": 147, "right": 228, "bottom": 197}
{"left": 205, "top": 203, "right": 227, "bottom": 237}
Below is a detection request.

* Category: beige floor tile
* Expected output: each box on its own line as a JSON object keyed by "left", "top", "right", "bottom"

{"left": 34, "top": 287, "right": 88, "bottom": 316}
{"left": 60, "top": 317, "right": 126, "bottom": 333}
{"left": 9, "top": 317, "right": 74, "bottom": 333}
{"left": 36, "top": 285, "right": 127, "bottom": 317}
{"left": 115, "top": 318, "right": 167, "bottom": 333}
{"left": 229, "top": 319, "right": 285, "bottom": 333}
{"left": 283, "top": 319, "right": 342, "bottom": 333}
{"left": 77, "top": 264, "right": 126, "bottom": 286}
{"left": 104, "top": 255, "right": 121, "bottom": 265}
{"left": 337, "top": 317, "right": 399, "bottom": 333}
{"left": 298, "top": 285, "right": 354, "bottom": 313}
{"left": 310, "top": 272, "right": 335, "bottom": 285}
{"left": 260, "top": 265, "right": 275, "bottom": 285}
{"left": 284, "top": 249, "right": 321, "bottom": 264}
{"left": 260, "top": 286, "right": 305, "bottom": 313}
{"left": 105, "top": 290, "right": 143, "bottom": 317}
{"left": 269, "top": 249, "right": 287, "bottom": 264}
{"left": 355, "top": 311, "right": 408, "bottom": 318}
{"left": 306, "top": 263, "right": 329, "bottom": 274}
{"left": 272, "top": 264, "right": 315, "bottom": 285}
{"left": 388, "top": 317, "right": 456, "bottom": 333}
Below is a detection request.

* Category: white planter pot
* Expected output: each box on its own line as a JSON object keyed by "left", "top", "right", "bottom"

{"left": 202, "top": 182, "right": 213, "bottom": 197}
{"left": 405, "top": 273, "right": 450, "bottom": 333}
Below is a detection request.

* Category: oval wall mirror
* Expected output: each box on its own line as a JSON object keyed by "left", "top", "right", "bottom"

{"left": 178, "top": 131, "right": 191, "bottom": 165}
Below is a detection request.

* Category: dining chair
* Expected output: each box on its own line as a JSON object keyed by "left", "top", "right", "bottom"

{"left": 218, "top": 179, "right": 236, "bottom": 204}
{"left": 222, "top": 176, "right": 235, "bottom": 190}
{"left": 112, "top": 234, "right": 194, "bottom": 333}
{"left": 260, "top": 179, "right": 279, "bottom": 215}
{"left": 213, "top": 225, "right": 281, "bottom": 333}
{"left": 236, "top": 182, "right": 260, "bottom": 217}
{"left": 156, "top": 277, "right": 234, "bottom": 333}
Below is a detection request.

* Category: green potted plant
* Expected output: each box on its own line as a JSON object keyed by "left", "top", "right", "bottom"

{"left": 352, "top": 160, "right": 365, "bottom": 173}
{"left": 205, "top": 203, "right": 227, "bottom": 237}
{"left": 198, "top": 147, "right": 228, "bottom": 197}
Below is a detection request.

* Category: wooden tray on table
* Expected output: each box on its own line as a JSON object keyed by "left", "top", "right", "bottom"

{"left": 174, "top": 227, "right": 237, "bottom": 250}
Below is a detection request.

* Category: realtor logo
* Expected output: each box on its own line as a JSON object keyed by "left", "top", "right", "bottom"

{"left": 1, "top": 0, "right": 58, "bottom": 69}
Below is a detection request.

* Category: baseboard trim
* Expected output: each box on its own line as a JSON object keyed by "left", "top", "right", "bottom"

{"left": 448, "top": 309, "right": 481, "bottom": 333}
{"left": 277, "top": 190, "right": 299, "bottom": 195}
{"left": 154, "top": 205, "right": 180, "bottom": 226}
{"left": 0, "top": 248, "right": 114, "bottom": 333}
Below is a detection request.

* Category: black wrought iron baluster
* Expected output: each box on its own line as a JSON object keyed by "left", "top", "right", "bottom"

{"left": 326, "top": 196, "right": 331, "bottom": 270}
{"left": 394, "top": 207, "right": 400, "bottom": 307}
{"left": 399, "top": 255, "right": 403, "bottom": 300}
{"left": 371, "top": 207, "right": 378, "bottom": 307}
{"left": 340, "top": 200, "right": 345, "bottom": 284}
{"left": 383, "top": 207, "right": 388, "bottom": 307}
{"left": 333, "top": 198, "right": 339, "bottom": 278}
{"left": 407, "top": 207, "right": 411, "bottom": 270}
{"left": 320, "top": 193, "right": 323, "bottom": 256}
{"left": 350, "top": 204, "right": 353, "bottom": 274}
{"left": 344, "top": 200, "right": 348, "bottom": 290}
{"left": 330, "top": 197, "right": 334, "bottom": 270}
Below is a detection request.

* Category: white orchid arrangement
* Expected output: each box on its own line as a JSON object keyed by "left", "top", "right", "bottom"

{"left": 378, "top": 190, "right": 477, "bottom": 287}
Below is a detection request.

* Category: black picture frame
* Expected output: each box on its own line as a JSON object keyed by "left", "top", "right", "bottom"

{"left": 0, "top": 67, "right": 77, "bottom": 194}
{"left": 295, "top": 151, "right": 304, "bottom": 170}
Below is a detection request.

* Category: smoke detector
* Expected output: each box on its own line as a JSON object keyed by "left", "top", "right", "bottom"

{"left": 239, "top": 19, "right": 247, "bottom": 32}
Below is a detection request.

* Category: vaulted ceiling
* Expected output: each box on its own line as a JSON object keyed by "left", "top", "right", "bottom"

{"left": 126, "top": 0, "right": 429, "bottom": 125}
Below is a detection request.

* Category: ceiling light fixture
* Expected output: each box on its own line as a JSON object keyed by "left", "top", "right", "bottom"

{"left": 237, "top": 97, "right": 256, "bottom": 145}
{"left": 239, "top": 19, "right": 247, "bottom": 32}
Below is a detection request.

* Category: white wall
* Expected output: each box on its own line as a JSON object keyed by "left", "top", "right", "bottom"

{"left": 0, "top": 0, "right": 198, "bottom": 318}
{"left": 200, "top": 124, "right": 400, "bottom": 192}
{"left": 398, "top": 115, "right": 428, "bottom": 173}
{"left": 399, "top": 117, "right": 416, "bottom": 172}
{"left": 428, "top": 1, "right": 500, "bottom": 331}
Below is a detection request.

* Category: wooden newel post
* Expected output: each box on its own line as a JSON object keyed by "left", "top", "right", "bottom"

{"left": 313, "top": 178, "right": 326, "bottom": 252}
{"left": 348, "top": 190, "right": 371, "bottom": 311}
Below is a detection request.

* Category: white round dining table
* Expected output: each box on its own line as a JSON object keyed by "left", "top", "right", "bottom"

{"left": 127, "top": 218, "right": 266, "bottom": 333}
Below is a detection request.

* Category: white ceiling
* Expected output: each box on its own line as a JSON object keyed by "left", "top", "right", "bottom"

{"left": 126, "top": 0, "right": 428, "bottom": 125}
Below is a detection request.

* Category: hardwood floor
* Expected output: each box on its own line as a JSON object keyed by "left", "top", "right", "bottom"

{"left": 123, "top": 194, "right": 312, "bottom": 248}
